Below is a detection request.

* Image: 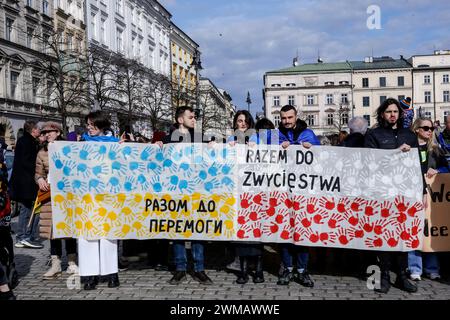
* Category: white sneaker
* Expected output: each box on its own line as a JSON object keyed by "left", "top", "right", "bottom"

{"left": 66, "top": 263, "right": 79, "bottom": 274}
{"left": 15, "top": 241, "right": 25, "bottom": 248}
{"left": 429, "top": 273, "right": 441, "bottom": 280}
{"left": 20, "top": 240, "right": 44, "bottom": 249}
{"left": 410, "top": 273, "right": 421, "bottom": 281}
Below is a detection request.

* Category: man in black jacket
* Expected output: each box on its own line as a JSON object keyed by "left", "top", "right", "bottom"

{"left": 9, "top": 121, "right": 42, "bottom": 249}
{"left": 160, "top": 106, "right": 213, "bottom": 285}
{"left": 364, "top": 98, "right": 419, "bottom": 294}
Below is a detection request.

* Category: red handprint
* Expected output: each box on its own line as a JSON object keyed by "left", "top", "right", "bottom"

{"left": 298, "top": 211, "right": 312, "bottom": 228}
{"left": 306, "top": 198, "right": 319, "bottom": 214}
{"left": 373, "top": 218, "right": 391, "bottom": 235}
{"left": 253, "top": 228, "right": 262, "bottom": 238}
{"left": 280, "top": 227, "right": 291, "bottom": 240}
{"left": 380, "top": 201, "right": 393, "bottom": 218}
{"left": 396, "top": 224, "right": 411, "bottom": 241}
{"left": 304, "top": 228, "right": 320, "bottom": 243}
{"left": 360, "top": 216, "right": 374, "bottom": 233}
{"left": 269, "top": 191, "right": 281, "bottom": 207}
{"left": 313, "top": 209, "right": 329, "bottom": 225}
{"left": 237, "top": 224, "right": 252, "bottom": 239}
{"left": 291, "top": 195, "right": 305, "bottom": 211}
{"left": 343, "top": 210, "right": 359, "bottom": 227}
{"left": 328, "top": 213, "right": 345, "bottom": 229}
{"left": 406, "top": 236, "right": 420, "bottom": 249}
{"left": 407, "top": 202, "right": 423, "bottom": 218}
{"left": 240, "top": 193, "right": 253, "bottom": 209}
{"left": 364, "top": 200, "right": 379, "bottom": 217}
{"left": 249, "top": 209, "right": 262, "bottom": 222}
{"left": 348, "top": 227, "right": 364, "bottom": 239}
{"left": 319, "top": 196, "right": 336, "bottom": 211}
{"left": 337, "top": 197, "right": 350, "bottom": 213}
{"left": 253, "top": 193, "right": 265, "bottom": 206}
{"left": 350, "top": 198, "right": 366, "bottom": 212}
{"left": 410, "top": 218, "right": 423, "bottom": 237}
{"left": 395, "top": 196, "right": 410, "bottom": 212}
{"left": 238, "top": 214, "right": 248, "bottom": 225}
{"left": 265, "top": 206, "right": 276, "bottom": 218}
{"left": 275, "top": 208, "right": 289, "bottom": 224}
{"left": 365, "top": 237, "right": 383, "bottom": 248}
{"left": 319, "top": 232, "right": 337, "bottom": 244}
{"left": 337, "top": 228, "right": 353, "bottom": 245}
{"left": 383, "top": 230, "right": 398, "bottom": 248}
{"left": 262, "top": 222, "right": 280, "bottom": 236}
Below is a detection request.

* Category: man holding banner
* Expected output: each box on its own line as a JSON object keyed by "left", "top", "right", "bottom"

{"left": 164, "top": 106, "right": 213, "bottom": 285}
{"left": 364, "top": 98, "right": 420, "bottom": 294}
{"left": 276, "top": 105, "right": 320, "bottom": 287}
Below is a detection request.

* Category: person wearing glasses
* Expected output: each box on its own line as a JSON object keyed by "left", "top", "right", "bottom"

{"left": 408, "top": 118, "right": 449, "bottom": 282}
{"left": 364, "top": 98, "right": 420, "bottom": 294}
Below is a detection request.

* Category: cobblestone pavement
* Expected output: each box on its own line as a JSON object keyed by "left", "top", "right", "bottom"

{"left": 10, "top": 238, "right": 450, "bottom": 301}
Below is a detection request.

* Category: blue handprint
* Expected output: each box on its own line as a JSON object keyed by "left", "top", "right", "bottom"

{"left": 72, "top": 179, "right": 87, "bottom": 193}
{"left": 56, "top": 178, "right": 69, "bottom": 191}
{"left": 208, "top": 165, "right": 218, "bottom": 177}
{"left": 221, "top": 164, "right": 232, "bottom": 175}
{"left": 89, "top": 179, "right": 105, "bottom": 193}
{"left": 179, "top": 162, "right": 193, "bottom": 176}
{"left": 124, "top": 177, "right": 135, "bottom": 192}
{"left": 178, "top": 179, "right": 193, "bottom": 193}
{"left": 121, "top": 146, "right": 138, "bottom": 160}
{"left": 167, "top": 175, "right": 179, "bottom": 191}
{"left": 162, "top": 159, "right": 174, "bottom": 171}
{"left": 140, "top": 147, "right": 153, "bottom": 161}
{"left": 93, "top": 145, "right": 108, "bottom": 161}
{"left": 198, "top": 170, "right": 208, "bottom": 181}
{"left": 108, "top": 145, "right": 120, "bottom": 161}
{"left": 204, "top": 178, "right": 220, "bottom": 193}
{"left": 62, "top": 145, "right": 79, "bottom": 158}
{"left": 111, "top": 161, "right": 127, "bottom": 176}
{"left": 129, "top": 161, "right": 144, "bottom": 173}
{"left": 62, "top": 160, "right": 76, "bottom": 177}
{"left": 92, "top": 164, "right": 108, "bottom": 177}
{"left": 151, "top": 177, "right": 162, "bottom": 193}
{"left": 77, "top": 163, "right": 89, "bottom": 178}
{"left": 108, "top": 177, "right": 121, "bottom": 193}
{"left": 184, "top": 146, "right": 194, "bottom": 157}
{"left": 79, "top": 145, "right": 93, "bottom": 161}
{"left": 155, "top": 151, "right": 165, "bottom": 162}
{"left": 147, "top": 162, "right": 161, "bottom": 175}
{"left": 137, "top": 174, "right": 150, "bottom": 190}
{"left": 53, "top": 157, "right": 64, "bottom": 170}
{"left": 221, "top": 176, "right": 234, "bottom": 189}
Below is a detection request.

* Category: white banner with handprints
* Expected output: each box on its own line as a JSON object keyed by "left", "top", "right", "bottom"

{"left": 49, "top": 142, "right": 425, "bottom": 251}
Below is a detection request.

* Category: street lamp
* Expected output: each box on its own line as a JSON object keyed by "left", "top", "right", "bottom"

{"left": 190, "top": 50, "right": 203, "bottom": 119}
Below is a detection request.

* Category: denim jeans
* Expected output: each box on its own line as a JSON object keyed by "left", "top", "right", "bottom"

{"left": 173, "top": 241, "right": 204, "bottom": 272}
{"left": 280, "top": 244, "right": 309, "bottom": 272}
{"left": 408, "top": 251, "right": 440, "bottom": 275}
{"left": 16, "top": 202, "right": 39, "bottom": 242}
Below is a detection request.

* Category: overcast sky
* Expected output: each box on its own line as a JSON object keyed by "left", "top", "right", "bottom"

{"left": 159, "top": 0, "right": 450, "bottom": 117}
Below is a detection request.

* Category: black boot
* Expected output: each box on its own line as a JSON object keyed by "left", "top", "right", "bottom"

{"left": 83, "top": 276, "right": 98, "bottom": 290}
{"left": 375, "top": 271, "right": 391, "bottom": 294}
{"left": 253, "top": 256, "right": 265, "bottom": 283}
{"left": 108, "top": 273, "right": 120, "bottom": 288}
{"left": 394, "top": 271, "right": 417, "bottom": 293}
{"left": 236, "top": 257, "right": 249, "bottom": 284}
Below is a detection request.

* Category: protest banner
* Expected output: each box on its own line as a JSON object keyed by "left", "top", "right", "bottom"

{"left": 422, "top": 174, "right": 450, "bottom": 252}
{"left": 49, "top": 142, "right": 425, "bottom": 251}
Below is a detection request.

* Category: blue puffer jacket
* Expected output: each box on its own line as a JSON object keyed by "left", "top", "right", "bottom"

{"left": 278, "top": 119, "right": 320, "bottom": 146}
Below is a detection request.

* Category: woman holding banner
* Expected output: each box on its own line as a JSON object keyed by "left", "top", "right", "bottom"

{"left": 364, "top": 98, "right": 419, "bottom": 294}
{"left": 408, "top": 118, "right": 449, "bottom": 281}
{"left": 36, "top": 122, "right": 79, "bottom": 279}
{"left": 78, "top": 111, "right": 120, "bottom": 290}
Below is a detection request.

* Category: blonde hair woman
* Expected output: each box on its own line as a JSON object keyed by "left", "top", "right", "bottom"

{"left": 408, "top": 118, "right": 449, "bottom": 281}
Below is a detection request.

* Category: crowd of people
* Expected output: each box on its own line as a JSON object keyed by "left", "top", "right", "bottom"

{"left": 0, "top": 97, "right": 449, "bottom": 300}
